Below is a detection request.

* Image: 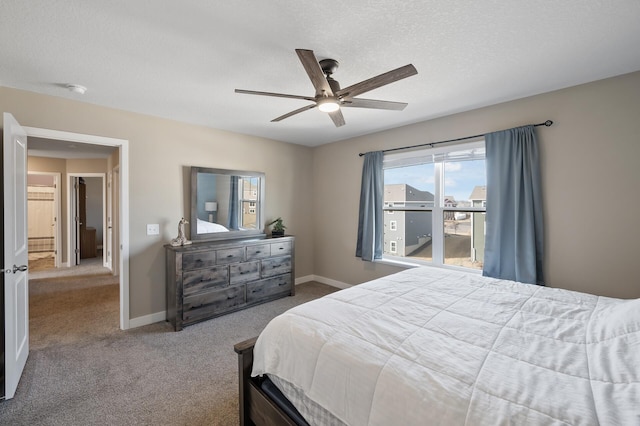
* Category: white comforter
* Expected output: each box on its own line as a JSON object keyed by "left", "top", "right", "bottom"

{"left": 196, "top": 218, "right": 228, "bottom": 233}
{"left": 252, "top": 267, "right": 640, "bottom": 425}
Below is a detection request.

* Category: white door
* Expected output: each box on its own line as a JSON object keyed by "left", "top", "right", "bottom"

{"left": 70, "top": 176, "right": 81, "bottom": 266}
{"left": 112, "top": 167, "right": 120, "bottom": 276}
{"left": 3, "top": 113, "right": 30, "bottom": 400}
{"left": 106, "top": 172, "right": 113, "bottom": 270}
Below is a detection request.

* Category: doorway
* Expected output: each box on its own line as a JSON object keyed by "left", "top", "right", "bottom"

{"left": 24, "top": 126, "right": 131, "bottom": 330}
{"left": 27, "top": 172, "right": 61, "bottom": 272}
{"left": 68, "top": 174, "right": 107, "bottom": 268}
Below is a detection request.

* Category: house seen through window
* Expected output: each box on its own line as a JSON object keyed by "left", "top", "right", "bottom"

{"left": 240, "top": 177, "right": 260, "bottom": 229}
{"left": 383, "top": 141, "right": 486, "bottom": 270}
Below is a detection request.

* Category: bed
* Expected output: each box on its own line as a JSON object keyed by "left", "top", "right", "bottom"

{"left": 235, "top": 267, "right": 640, "bottom": 425}
{"left": 196, "top": 218, "right": 229, "bottom": 234}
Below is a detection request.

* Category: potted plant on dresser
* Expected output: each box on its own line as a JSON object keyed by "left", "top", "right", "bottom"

{"left": 268, "top": 217, "right": 286, "bottom": 237}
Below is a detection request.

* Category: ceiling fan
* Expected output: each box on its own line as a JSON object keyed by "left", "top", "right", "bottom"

{"left": 235, "top": 49, "right": 418, "bottom": 127}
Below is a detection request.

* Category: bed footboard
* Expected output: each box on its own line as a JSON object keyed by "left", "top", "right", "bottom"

{"left": 234, "top": 337, "right": 299, "bottom": 426}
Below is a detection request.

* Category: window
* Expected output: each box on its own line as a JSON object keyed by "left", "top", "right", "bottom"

{"left": 390, "top": 240, "right": 397, "bottom": 254}
{"left": 239, "top": 177, "right": 260, "bottom": 229}
{"left": 382, "top": 141, "right": 486, "bottom": 270}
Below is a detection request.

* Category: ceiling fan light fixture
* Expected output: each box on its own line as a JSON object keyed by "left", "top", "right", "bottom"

{"left": 235, "top": 49, "right": 417, "bottom": 127}
{"left": 317, "top": 98, "right": 340, "bottom": 113}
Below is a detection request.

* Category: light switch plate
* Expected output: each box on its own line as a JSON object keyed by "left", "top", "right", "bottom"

{"left": 147, "top": 224, "right": 160, "bottom": 235}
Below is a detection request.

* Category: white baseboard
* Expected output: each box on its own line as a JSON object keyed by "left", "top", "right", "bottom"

{"left": 296, "top": 275, "right": 351, "bottom": 289}
{"left": 295, "top": 275, "right": 315, "bottom": 285}
{"left": 128, "top": 311, "right": 166, "bottom": 329}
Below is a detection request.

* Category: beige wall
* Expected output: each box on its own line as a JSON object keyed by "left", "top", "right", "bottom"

{"left": 66, "top": 158, "right": 108, "bottom": 174}
{"left": 313, "top": 71, "right": 640, "bottom": 299}
{"left": 4, "top": 87, "right": 315, "bottom": 320}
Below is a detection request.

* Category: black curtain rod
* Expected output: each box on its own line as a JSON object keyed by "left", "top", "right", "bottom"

{"left": 358, "top": 120, "right": 553, "bottom": 157}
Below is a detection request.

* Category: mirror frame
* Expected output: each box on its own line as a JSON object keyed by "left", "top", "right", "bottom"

{"left": 190, "top": 166, "right": 266, "bottom": 241}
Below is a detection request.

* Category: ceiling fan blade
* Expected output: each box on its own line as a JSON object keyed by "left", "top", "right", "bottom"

{"left": 342, "top": 98, "right": 408, "bottom": 111}
{"left": 295, "top": 49, "right": 334, "bottom": 96}
{"left": 271, "top": 104, "right": 317, "bottom": 122}
{"left": 337, "top": 64, "right": 417, "bottom": 99}
{"left": 235, "top": 89, "right": 315, "bottom": 102}
{"left": 328, "top": 109, "right": 346, "bottom": 127}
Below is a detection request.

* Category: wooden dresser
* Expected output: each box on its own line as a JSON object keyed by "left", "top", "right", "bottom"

{"left": 165, "top": 235, "right": 294, "bottom": 331}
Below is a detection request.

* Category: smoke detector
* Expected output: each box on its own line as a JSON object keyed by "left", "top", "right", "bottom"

{"left": 66, "top": 84, "right": 87, "bottom": 94}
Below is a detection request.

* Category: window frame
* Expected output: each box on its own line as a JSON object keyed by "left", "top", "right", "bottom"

{"left": 239, "top": 177, "right": 261, "bottom": 229}
{"left": 381, "top": 140, "right": 486, "bottom": 271}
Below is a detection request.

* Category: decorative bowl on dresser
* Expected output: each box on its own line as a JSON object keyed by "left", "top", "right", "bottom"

{"left": 165, "top": 235, "right": 294, "bottom": 331}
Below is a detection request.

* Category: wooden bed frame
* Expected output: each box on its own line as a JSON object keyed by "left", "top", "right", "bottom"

{"left": 234, "top": 337, "right": 299, "bottom": 426}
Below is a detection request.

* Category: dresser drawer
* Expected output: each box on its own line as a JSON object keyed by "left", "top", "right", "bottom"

{"left": 246, "top": 275, "right": 292, "bottom": 303}
{"left": 270, "top": 241, "right": 291, "bottom": 256}
{"left": 182, "top": 285, "right": 245, "bottom": 322}
{"left": 216, "top": 247, "right": 245, "bottom": 265}
{"left": 182, "top": 266, "right": 229, "bottom": 296}
{"left": 230, "top": 261, "right": 260, "bottom": 284}
{"left": 246, "top": 243, "right": 271, "bottom": 261}
{"left": 183, "top": 251, "right": 216, "bottom": 270}
{"left": 261, "top": 255, "right": 292, "bottom": 278}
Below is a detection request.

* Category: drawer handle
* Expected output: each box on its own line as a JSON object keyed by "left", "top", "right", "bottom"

{"left": 255, "top": 251, "right": 261, "bottom": 254}
{"left": 227, "top": 254, "right": 233, "bottom": 258}
{"left": 278, "top": 247, "right": 284, "bottom": 250}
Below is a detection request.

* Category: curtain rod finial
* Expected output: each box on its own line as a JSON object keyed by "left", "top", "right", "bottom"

{"left": 544, "top": 120, "right": 553, "bottom": 126}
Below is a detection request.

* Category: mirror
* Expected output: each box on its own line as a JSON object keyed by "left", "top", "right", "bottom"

{"left": 190, "top": 167, "right": 265, "bottom": 241}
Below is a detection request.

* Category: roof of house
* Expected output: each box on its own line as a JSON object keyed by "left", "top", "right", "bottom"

{"left": 469, "top": 186, "right": 487, "bottom": 201}
{"left": 385, "top": 183, "right": 434, "bottom": 202}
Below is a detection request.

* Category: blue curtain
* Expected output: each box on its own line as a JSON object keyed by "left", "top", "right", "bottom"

{"left": 483, "top": 125, "right": 544, "bottom": 285}
{"left": 228, "top": 176, "right": 239, "bottom": 230}
{"left": 355, "top": 151, "right": 384, "bottom": 261}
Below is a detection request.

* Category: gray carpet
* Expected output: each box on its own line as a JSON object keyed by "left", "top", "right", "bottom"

{"left": 0, "top": 274, "right": 338, "bottom": 425}
{"left": 29, "top": 255, "right": 110, "bottom": 280}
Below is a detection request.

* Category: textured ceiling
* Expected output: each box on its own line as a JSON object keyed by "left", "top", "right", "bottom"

{"left": 2, "top": 1, "right": 640, "bottom": 147}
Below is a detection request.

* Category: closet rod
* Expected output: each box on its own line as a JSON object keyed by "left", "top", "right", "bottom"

{"left": 358, "top": 120, "right": 553, "bottom": 157}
